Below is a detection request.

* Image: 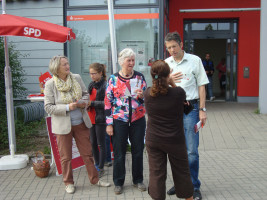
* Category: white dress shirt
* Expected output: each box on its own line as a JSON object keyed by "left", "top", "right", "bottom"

{"left": 165, "top": 52, "right": 209, "bottom": 100}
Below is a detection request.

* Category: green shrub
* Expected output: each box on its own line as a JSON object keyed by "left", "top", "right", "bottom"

{"left": 0, "top": 37, "right": 27, "bottom": 150}
{"left": 0, "top": 114, "right": 9, "bottom": 150}
{"left": 0, "top": 37, "right": 27, "bottom": 114}
{"left": 254, "top": 108, "right": 260, "bottom": 114}
{"left": 0, "top": 117, "right": 46, "bottom": 152}
{"left": 43, "top": 146, "right": 51, "bottom": 155}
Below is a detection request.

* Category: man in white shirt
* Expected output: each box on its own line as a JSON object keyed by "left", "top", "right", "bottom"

{"left": 164, "top": 32, "right": 209, "bottom": 200}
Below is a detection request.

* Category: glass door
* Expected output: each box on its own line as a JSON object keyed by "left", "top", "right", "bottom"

{"left": 184, "top": 19, "right": 238, "bottom": 101}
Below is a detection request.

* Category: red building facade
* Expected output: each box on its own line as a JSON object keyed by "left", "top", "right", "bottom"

{"left": 168, "top": 0, "right": 260, "bottom": 102}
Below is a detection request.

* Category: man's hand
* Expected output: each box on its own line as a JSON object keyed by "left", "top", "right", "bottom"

{"left": 199, "top": 111, "right": 207, "bottom": 127}
{"left": 106, "top": 125, "right": 114, "bottom": 136}
{"left": 198, "top": 85, "right": 207, "bottom": 126}
{"left": 168, "top": 75, "right": 176, "bottom": 88}
{"left": 170, "top": 69, "right": 183, "bottom": 83}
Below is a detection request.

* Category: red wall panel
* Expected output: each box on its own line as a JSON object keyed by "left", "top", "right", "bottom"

{"left": 168, "top": 0, "right": 260, "bottom": 97}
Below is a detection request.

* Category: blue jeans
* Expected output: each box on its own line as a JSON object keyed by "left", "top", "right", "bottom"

{"left": 105, "top": 133, "right": 112, "bottom": 162}
{"left": 183, "top": 102, "right": 201, "bottom": 190}
{"left": 207, "top": 76, "right": 214, "bottom": 98}
{"left": 112, "top": 117, "right": 146, "bottom": 186}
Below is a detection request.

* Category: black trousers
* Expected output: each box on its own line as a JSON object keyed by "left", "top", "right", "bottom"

{"left": 90, "top": 124, "right": 106, "bottom": 169}
{"left": 146, "top": 141, "right": 193, "bottom": 200}
{"left": 112, "top": 117, "right": 146, "bottom": 186}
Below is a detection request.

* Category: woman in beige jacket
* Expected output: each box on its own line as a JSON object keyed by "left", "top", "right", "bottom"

{"left": 44, "top": 55, "right": 110, "bottom": 194}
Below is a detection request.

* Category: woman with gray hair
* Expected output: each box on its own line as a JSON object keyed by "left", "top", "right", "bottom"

{"left": 44, "top": 55, "right": 110, "bottom": 194}
{"left": 105, "top": 48, "right": 147, "bottom": 195}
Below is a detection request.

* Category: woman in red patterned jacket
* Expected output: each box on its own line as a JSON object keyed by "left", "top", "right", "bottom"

{"left": 105, "top": 48, "right": 147, "bottom": 195}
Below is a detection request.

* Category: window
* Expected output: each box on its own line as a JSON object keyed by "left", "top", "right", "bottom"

{"left": 191, "top": 22, "right": 230, "bottom": 31}
{"left": 115, "top": 0, "right": 157, "bottom": 5}
{"left": 67, "top": 7, "right": 159, "bottom": 87}
{"left": 67, "top": 10, "right": 111, "bottom": 87}
{"left": 68, "top": 0, "right": 107, "bottom": 7}
{"left": 114, "top": 8, "right": 159, "bottom": 86}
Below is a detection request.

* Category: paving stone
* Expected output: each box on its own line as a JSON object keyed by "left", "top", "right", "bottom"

{"left": 1, "top": 103, "right": 267, "bottom": 199}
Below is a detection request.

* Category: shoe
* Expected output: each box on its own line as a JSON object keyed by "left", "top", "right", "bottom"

{"left": 98, "top": 168, "right": 105, "bottom": 178}
{"left": 210, "top": 96, "right": 215, "bottom": 101}
{"left": 167, "top": 186, "right": 175, "bottom": 195}
{"left": 193, "top": 189, "right": 202, "bottom": 200}
{"left": 114, "top": 185, "right": 123, "bottom": 195}
{"left": 96, "top": 180, "right": 111, "bottom": 187}
{"left": 104, "top": 161, "right": 112, "bottom": 167}
{"left": 133, "top": 182, "right": 147, "bottom": 191}
{"left": 65, "top": 184, "right": 75, "bottom": 194}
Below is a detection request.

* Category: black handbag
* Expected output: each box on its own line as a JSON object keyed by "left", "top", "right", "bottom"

{"left": 184, "top": 100, "right": 194, "bottom": 115}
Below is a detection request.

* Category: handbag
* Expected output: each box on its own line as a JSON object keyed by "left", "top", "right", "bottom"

{"left": 184, "top": 100, "right": 194, "bottom": 115}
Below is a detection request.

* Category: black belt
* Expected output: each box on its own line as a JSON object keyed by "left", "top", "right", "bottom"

{"left": 188, "top": 99, "right": 198, "bottom": 104}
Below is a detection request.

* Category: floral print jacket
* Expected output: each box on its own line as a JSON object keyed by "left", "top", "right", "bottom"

{"left": 105, "top": 71, "right": 146, "bottom": 125}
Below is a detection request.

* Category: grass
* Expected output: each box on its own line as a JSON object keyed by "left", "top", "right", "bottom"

{"left": 254, "top": 108, "right": 260, "bottom": 114}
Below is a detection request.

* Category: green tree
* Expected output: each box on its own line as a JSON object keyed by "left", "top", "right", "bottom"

{"left": 0, "top": 37, "right": 27, "bottom": 150}
{"left": 0, "top": 37, "right": 27, "bottom": 113}
{"left": 205, "top": 24, "right": 213, "bottom": 31}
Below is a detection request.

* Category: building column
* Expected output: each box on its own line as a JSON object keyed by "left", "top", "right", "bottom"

{"left": 259, "top": 0, "right": 267, "bottom": 114}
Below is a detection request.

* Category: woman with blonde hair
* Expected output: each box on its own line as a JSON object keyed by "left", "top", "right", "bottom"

{"left": 44, "top": 55, "right": 110, "bottom": 194}
{"left": 144, "top": 60, "right": 193, "bottom": 200}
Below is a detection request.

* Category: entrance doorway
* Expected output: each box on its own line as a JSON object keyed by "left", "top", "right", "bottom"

{"left": 183, "top": 19, "right": 238, "bottom": 101}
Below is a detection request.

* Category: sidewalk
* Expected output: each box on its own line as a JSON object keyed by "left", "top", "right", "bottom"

{"left": 1, "top": 102, "right": 267, "bottom": 200}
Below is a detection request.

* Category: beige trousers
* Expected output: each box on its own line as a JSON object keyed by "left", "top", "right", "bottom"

{"left": 56, "top": 122, "right": 99, "bottom": 185}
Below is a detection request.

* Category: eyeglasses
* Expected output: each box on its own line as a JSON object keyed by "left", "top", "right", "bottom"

{"left": 90, "top": 73, "right": 98, "bottom": 76}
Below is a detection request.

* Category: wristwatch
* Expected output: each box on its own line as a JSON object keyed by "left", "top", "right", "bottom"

{"left": 199, "top": 108, "right": 207, "bottom": 112}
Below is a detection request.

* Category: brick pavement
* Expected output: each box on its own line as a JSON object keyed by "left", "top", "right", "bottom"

{"left": 1, "top": 102, "right": 267, "bottom": 200}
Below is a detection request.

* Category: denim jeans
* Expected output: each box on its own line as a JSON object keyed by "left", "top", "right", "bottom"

{"left": 183, "top": 102, "right": 201, "bottom": 190}
{"left": 207, "top": 76, "right": 214, "bottom": 98}
{"left": 112, "top": 117, "right": 146, "bottom": 186}
{"left": 105, "top": 133, "right": 112, "bottom": 162}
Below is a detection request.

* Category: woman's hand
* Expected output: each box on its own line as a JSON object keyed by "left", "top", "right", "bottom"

{"left": 135, "top": 89, "right": 144, "bottom": 99}
{"left": 87, "top": 100, "right": 91, "bottom": 107}
{"left": 69, "top": 102, "right": 77, "bottom": 111}
{"left": 77, "top": 102, "right": 87, "bottom": 109}
{"left": 106, "top": 125, "right": 114, "bottom": 136}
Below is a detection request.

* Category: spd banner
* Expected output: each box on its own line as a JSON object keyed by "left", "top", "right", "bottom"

{"left": 46, "top": 117, "right": 85, "bottom": 175}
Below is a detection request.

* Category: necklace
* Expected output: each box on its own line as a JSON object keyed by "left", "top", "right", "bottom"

{"left": 120, "top": 70, "right": 134, "bottom": 78}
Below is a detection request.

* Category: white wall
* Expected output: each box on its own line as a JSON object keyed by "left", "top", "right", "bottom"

{"left": 2, "top": 0, "right": 64, "bottom": 95}
{"left": 259, "top": 0, "right": 267, "bottom": 114}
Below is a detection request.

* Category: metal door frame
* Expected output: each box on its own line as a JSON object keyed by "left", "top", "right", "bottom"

{"left": 183, "top": 19, "right": 238, "bottom": 101}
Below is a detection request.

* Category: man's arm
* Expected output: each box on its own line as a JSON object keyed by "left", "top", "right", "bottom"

{"left": 198, "top": 85, "right": 207, "bottom": 126}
